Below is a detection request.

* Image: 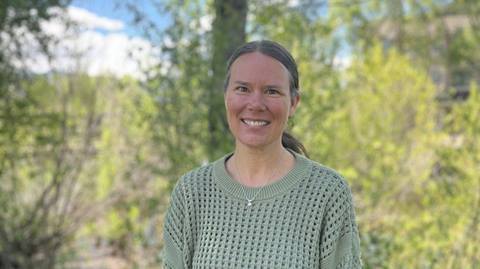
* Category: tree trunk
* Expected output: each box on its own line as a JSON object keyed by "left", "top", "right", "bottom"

{"left": 208, "top": 0, "right": 248, "bottom": 160}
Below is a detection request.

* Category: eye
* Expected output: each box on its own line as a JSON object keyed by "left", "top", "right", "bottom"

{"left": 266, "top": 88, "right": 280, "bottom": 95}
{"left": 235, "top": 86, "right": 249, "bottom": 93}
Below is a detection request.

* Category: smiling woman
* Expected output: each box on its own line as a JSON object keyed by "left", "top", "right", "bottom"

{"left": 224, "top": 51, "right": 298, "bottom": 152}
{"left": 162, "top": 40, "right": 362, "bottom": 268}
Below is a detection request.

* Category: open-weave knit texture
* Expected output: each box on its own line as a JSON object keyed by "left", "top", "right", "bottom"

{"left": 163, "top": 152, "right": 361, "bottom": 269}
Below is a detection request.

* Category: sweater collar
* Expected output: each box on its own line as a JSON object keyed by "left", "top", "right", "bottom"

{"left": 213, "top": 150, "right": 311, "bottom": 202}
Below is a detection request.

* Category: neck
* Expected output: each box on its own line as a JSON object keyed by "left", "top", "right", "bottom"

{"left": 228, "top": 142, "right": 295, "bottom": 187}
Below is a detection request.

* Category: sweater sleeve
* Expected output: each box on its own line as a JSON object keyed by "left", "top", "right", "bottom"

{"left": 319, "top": 178, "right": 362, "bottom": 269}
{"left": 163, "top": 179, "right": 187, "bottom": 269}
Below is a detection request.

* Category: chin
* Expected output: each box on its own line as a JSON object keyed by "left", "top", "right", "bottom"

{"left": 236, "top": 137, "right": 279, "bottom": 150}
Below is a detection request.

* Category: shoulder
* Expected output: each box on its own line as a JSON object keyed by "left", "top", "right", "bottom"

{"left": 305, "top": 157, "right": 350, "bottom": 191}
{"left": 175, "top": 162, "right": 214, "bottom": 191}
{"left": 300, "top": 157, "right": 354, "bottom": 204}
{"left": 175, "top": 153, "right": 230, "bottom": 190}
{"left": 180, "top": 163, "right": 213, "bottom": 182}
{"left": 168, "top": 163, "right": 214, "bottom": 206}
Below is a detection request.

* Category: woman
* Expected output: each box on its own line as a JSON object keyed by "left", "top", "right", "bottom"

{"left": 163, "top": 40, "right": 362, "bottom": 268}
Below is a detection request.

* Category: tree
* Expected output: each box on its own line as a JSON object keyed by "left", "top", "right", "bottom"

{"left": 133, "top": 0, "right": 247, "bottom": 180}
{"left": 433, "top": 83, "right": 480, "bottom": 267}
{"left": 0, "top": 3, "right": 76, "bottom": 266}
{"left": 0, "top": 74, "right": 103, "bottom": 268}
{"left": 293, "top": 44, "right": 441, "bottom": 268}
{"left": 208, "top": 0, "right": 248, "bottom": 160}
{"left": 0, "top": 72, "right": 165, "bottom": 268}
{"left": 332, "top": 0, "right": 480, "bottom": 99}
{"left": 0, "top": 0, "right": 71, "bottom": 81}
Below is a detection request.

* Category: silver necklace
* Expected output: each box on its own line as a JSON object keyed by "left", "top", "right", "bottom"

{"left": 241, "top": 184, "right": 266, "bottom": 207}
{"left": 233, "top": 156, "right": 280, "bottom": 207}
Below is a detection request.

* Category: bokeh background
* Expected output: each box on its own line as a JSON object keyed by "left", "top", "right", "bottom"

{"left": 1, "top": 0, "right": 479, "bottom": 268}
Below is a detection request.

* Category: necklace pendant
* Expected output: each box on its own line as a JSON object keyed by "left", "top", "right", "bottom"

{"left": 247, "top": 199, "right": 253, "bottom": 207}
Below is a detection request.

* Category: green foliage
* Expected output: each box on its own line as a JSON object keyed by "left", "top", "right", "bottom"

{"left": 78, "top": 76, "right": 167, "bottom": 266}
{"left": 431, "top": 83, "right": 480, "bottom": 267}
{"left": 0, "top": 74, "right": 102, "bottom": 267}
{"left": 0, "top": 73, "right": 166, "bottom": 267}
{"left": 293, "top": 44, "right": 440, "bottom": 267}
{"left": 139, "top": 0, "right": 242, "bottom": 183}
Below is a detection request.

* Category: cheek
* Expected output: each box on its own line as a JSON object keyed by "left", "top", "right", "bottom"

{"left": 272, "top": 101, "right": 292, "bottom": 119}
{"left": 225, "top": 96, "right": 243, "bottom": 134}
{"left": 224, "top": 96, "right": 238, "bottom": 127}
{"left": 225, "top": 94, "right": 242, "bottom": 115}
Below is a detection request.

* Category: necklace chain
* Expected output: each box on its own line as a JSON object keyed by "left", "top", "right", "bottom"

{"left": 233, "top": 155, "right": 281, "bottom": 207}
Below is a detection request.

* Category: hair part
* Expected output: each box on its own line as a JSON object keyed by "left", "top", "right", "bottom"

{"left": 224, "top": 40, "right": 299, "bottom": 99}
{"left": 224, "top": 40, "right": 308, "bottom": 157}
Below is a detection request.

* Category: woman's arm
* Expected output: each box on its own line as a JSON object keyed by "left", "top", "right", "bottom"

{"left": 163, "top": 179, "right": 187, "bottom": 269}
{"left": 319, "top": 178, "right": 362, "bottom": 269}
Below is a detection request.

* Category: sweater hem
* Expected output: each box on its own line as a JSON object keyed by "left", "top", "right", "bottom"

{"left": 163, "top": 232, "right": 185, "bottom": 269}
{"left": 320, "top": 231, "right": 360, "bottom": 268}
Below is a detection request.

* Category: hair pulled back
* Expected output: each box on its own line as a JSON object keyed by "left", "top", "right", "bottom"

{"left": 224, "top": 40, "right": 308, "bottom": 157}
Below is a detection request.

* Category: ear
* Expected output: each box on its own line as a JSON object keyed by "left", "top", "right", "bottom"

{"left": 289, "top": 94, "right": 300, "bottom": 117}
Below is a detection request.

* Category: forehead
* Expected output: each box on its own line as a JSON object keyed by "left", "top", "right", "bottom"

{"left": 229, "top": 52, "right": 290, "bottom": 86}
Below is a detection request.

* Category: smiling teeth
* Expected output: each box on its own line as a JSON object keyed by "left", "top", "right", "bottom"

{"left": 244, "top": 120, "right": 268, "bottom": 126}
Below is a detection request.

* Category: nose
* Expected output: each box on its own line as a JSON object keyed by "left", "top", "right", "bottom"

{"left": 246, "top": 90, "right": 266, "bottom": 111}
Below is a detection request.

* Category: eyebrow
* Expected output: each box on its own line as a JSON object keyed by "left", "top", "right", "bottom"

{"left": 233, "top": 80, "right": 250, "bottom": 86}
{"left": 233, "top": 80, "right": 283, "bottom": 89}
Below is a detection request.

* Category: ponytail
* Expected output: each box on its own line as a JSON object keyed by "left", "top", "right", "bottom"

{"left": 281, "top": 132, "right": 308, "bottom": 158}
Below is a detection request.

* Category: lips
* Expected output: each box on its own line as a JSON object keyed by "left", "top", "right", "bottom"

{"left": 241, "top": 119, "right": 270, "bottom": 126}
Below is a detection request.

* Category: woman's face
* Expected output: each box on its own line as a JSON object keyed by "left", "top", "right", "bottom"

{"left": 224, "top": 52, "right": 299, "bottom": 150}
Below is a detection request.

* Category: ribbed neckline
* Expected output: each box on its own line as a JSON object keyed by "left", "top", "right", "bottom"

{"left": 213, "top": 150, "right": 312, "bottom": 202}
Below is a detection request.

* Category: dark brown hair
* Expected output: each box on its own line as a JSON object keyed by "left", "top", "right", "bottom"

{"left": 224, "top": 40, "right": 308, "bottom": 157}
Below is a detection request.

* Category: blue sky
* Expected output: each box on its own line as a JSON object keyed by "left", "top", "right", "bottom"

{"left": 20, "top": 1, "right": 167, "bottom": 78}
{"left": 24, "top": 1, "right": 351, "bottom": 77}
{"left": 70, "top": 0, "right": 171, "bottom": 37}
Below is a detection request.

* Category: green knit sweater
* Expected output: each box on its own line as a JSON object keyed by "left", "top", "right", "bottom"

{"left": 163, "top": 152, "right": 362, "bottom": 268}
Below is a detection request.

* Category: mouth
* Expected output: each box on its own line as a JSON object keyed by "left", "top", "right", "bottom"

{"left": 241, "top": 119, "right": 270, "bottom": 127}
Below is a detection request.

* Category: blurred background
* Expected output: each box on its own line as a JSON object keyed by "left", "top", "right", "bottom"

{"left": 1, "top": 0, "right": 479, "bottom": 268}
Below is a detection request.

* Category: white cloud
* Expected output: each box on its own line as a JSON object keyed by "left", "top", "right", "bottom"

{"left": 8, "top": 6, "right": 159, "bottom": 79}
{"left": 68, "top": 6, "right": 124, "bottom": 31}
